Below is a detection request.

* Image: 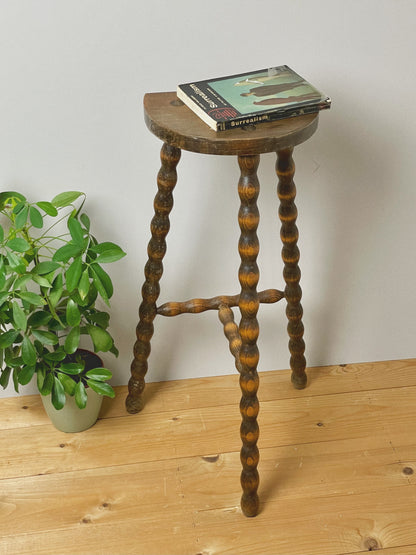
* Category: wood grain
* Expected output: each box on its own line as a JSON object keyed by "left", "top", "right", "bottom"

{"left": 0, "top": 439, "right": 412, "bottom": 534}
{"left": 237, "top": 153, "right": 261, "bottom": 516}
{"left": 143, "top": 92, "right": 319, "bottom": 155}
{"left": 2, "top": 358, "right": 415, "bottom": 430}
{"left": 277, "top": 147, "right": 307, "bottom": 389}
{"left": 126, "top": 142, "right": 181, "bottom": 414}
{"left": 1, "top": 358, "right": 416, "bottom": 555}
{"left": 218, "top": 304, "right": 243, "bottom": 373}
{"left": 157, "top": 288, "right": 284, "bottom": 317}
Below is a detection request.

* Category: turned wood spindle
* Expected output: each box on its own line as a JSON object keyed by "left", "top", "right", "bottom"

{"left": 157, "top": 289, "right": 284, "bottom": 317}
{"left": 126, "top": 143, "right": 181, "bottom": 414}
{"left": 237, "top": 154, "right": 261, "bottom": 517}
{"left": 276, "top": 147, "right": 307, "bottom": 389}
{"left": 218, "top": 304, "right": 243, "bottom": 374}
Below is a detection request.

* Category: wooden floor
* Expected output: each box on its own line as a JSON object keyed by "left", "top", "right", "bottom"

{"left": 1, "top": 359, "right": 416, "bottom": 555}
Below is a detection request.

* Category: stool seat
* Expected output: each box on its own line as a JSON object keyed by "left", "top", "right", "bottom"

{"left": 128, "top": 91, "right": 325, "bottom": 517}
{"left": 144, "top": 92, "right": 319, "bottom": 155}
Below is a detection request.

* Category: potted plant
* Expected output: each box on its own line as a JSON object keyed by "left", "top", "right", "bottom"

{"left": 0, "top": 190, "right": 126, "bottom": 432}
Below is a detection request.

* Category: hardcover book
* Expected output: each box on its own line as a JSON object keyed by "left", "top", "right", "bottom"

{"left": 177, "top": 65, "right": 331, "bottom": 131}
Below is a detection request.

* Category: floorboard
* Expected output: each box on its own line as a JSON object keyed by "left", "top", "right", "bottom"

{"left": 0, "top": 358, "right": 415, "bottom": 555}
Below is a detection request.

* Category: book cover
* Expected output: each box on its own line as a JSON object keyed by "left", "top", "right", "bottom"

{"left": 177, "top": 65, "right": 331, "bottom": 131}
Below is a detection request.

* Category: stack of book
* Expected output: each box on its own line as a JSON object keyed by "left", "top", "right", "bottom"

{"left": 177, "top": 65, "right": 331, "bottom": 132}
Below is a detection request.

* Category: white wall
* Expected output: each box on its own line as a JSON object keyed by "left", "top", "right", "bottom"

{"left": 1, "top": 0, "right": 415, "bottom": 398}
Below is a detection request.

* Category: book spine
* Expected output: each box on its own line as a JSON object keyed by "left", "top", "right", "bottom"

{"left": 216, "top": 103, "right": 329, "bottom": 131}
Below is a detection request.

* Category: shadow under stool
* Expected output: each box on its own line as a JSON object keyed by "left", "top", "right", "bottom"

{"left": 126, "top": 91, "right": 321, "bottom": 517}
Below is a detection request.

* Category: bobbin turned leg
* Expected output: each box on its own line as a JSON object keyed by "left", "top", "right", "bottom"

{"left": 276, "top": 148, "right": 307, "bottom": 390}
{"left": 126, "top": 143, "right": 181, "bottom": 414}
{"left": 237, "top": 154, "right": 261, "bottom": 517}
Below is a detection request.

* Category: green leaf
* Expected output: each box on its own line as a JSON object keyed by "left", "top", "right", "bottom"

{"left": 57, "top": 372, "right": 76, "bottom": 395}
{"left": 78, "top": 268, "right": 90, "bottom": 300}
{"left": 51, "top": 191, "right": 83, "bottom": 208}
{"left": 65, "top": 258, "right": 82, "bottom": 292}
{"left": 34, "top": 340, "right": 45, "bottom": 355}
{"left": 36, "top": 366, "right": 45, "bottom": 391}
{"left": 0, "top": 288, "right": 7, "bottom": 305}
{"left": 86, "top": 379, "right": 115, "bottom": 398}
{"left": 18, "top": 291, "right": 45, "bottom": 306}
{"left": 4, "top": 275, "right": 15, "bottom": 291}
{"left": 89, "top": 266, "right": 109, "bottom": 306}
{"left": 85, "top": 367, "right": 112, "bottom": 381}
{"left": 13, "top": 201, "right": 26, "bottom": 214}
{"left": 52, "top": 377, "right": 66, "bottom": 410}
{"left": 40, "top": 372, "right": 54, "bottom": 396}
{"left": 36, "top": 201, "right": 58, "bottom": 217}
{"left": 49, "top": 289, "right": 63, "bottom": 308}
{"left": 13, "top": 274, "right": 32, "bottom": 290}
{"left": 48, "top": 318, "right": 65, "bottom": 333}
{"left": 0, "top": 191, "right": 26, "bottom": 210}
{"left": 89, "top": 242, "right": 126, "bottom": 264}
{"left": 14, "top": 205, "right": 29, "bottom": 229}
{"left": 60, "top": 362, "right": 84, "bottom": 375}
{"left": 32, "top": 261, "right": 61, "bottom": 275}
{"left": 86, "top": 325, "right": 113, "bottom": 352}
{"left": 0, "top": 225, "right": 3, "bottom": 243}
{"left": 0, "top": 367, "right": 12, "bottom": 389}
{"left": 66, "top": 298, "right": 81, "bottom": 327}
{"left": 6, "top": 237, "right": 30, "bottom": 253}
{"left": 48, "top": 273, "right": 63, "bottom": 307}
{"left": 12, "top": 301, "right": 27, "bottom": 331}
{"left": 27, "top": 311, "right": 53, "bottom": 328}
{"left": 4, "top": 348, "right": 23, "bottom": 367}
{"left": 80, "top": 213, "right": 90, "bottom": 231}
{"left": 0, "top": 330, "right": 19, "bottom": 349}
{"left": 21, "top": 336, "right": 37, "bottom": 365}
{"left": 31, "top": 274, "right": 52, "bottom": 287}
{"left": 29, "top": 206, "right": 43, "bottom": 228}
{"left": 18, "top": 364, "right": 36, "bottom": 385}
{"left": 75, "top": 381, "right": 87, "bottom": 409}
{"left": 88, "top": 311, "right": 110, "bottom": 329}
{"left": 44, "top": 349, "right": 66, "bottom": 362}
{"left": 90, "top": 263, "right": 113, "bottom": 300}
{"left": 32, "top": 329, "right": 59, "bottom": 345}
{"left": 52, "top": 271, "right": 63, "bottom": 290}
{"left": 12, "top": 368, "right": 20, "bottom": 392}
{"left": 7, "top": 252, "right": 26, "bottom": 273}
{"left": 52, "top": 243, "right": 83, "bottom": 264}
{"left": 64, "top": 326, "right": 80, "bottom": 354}
{"left": 68, "top": 217, "right": 84, "bottom": 245}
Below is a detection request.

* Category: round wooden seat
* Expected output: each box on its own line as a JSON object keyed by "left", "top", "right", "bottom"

{"left": 144, "top": 92, "right": 319, "bottom": 155}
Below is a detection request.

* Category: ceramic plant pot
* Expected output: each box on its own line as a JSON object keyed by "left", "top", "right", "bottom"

{"left": 41, "top": 387, "right": 103, "bottom": 433}
{"left": 41, "top": 349, "right": 104, "bottom": 433}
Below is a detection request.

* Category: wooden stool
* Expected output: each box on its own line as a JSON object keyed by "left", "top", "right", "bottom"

{"left": 126, "top": 92, "right": 320, "bottom": 517}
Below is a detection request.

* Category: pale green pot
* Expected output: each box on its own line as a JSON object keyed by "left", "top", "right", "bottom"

{"left": 41, "top": 388, "right": 103, "bottom": 433}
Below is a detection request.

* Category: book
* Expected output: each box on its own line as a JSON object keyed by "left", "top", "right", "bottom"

{"left": 177, "top": 65, "right": 331, "bottom": 132}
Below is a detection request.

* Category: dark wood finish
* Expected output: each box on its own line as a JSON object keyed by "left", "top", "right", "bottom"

{"left": 126, "top": 143, "right": 181, "bottom": 414}
{"left": 237, "top": 154, "right": 261, "bottom": 517}
{"left": 218, "top": 304, "right": 243, "bottom": 374}
{"left": 128, "top": 92, "right": 321, "bottom": 516}
{"left": 157, "top": 288, "right": 284, "bottom": 317}
{"left": 144, "top": 92, "right": 318, "bottom": 155}
{"left": 277, "top": 148, "right": 307, "bottom": 389}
